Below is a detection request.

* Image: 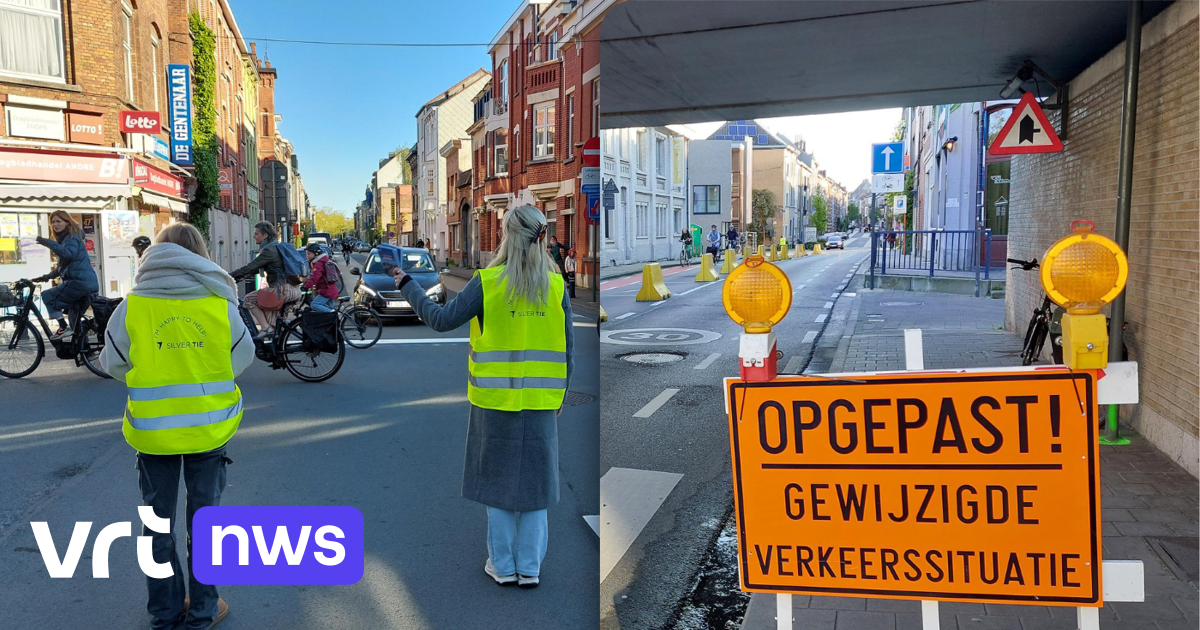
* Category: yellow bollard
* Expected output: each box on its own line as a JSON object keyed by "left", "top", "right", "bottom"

{"left": 779, "top": 242, "right": 791, "bottom": 260}
{"left": 599, "top": 305, "right": 608, "bottom": 322}
{"left": 756, "top": 244, "right": 766, "bottom": 258}
{"left": 719, "top": 249, "right": 735, "bottom": 274}
{"left": 813, "top": 243, "right": 824, "bottom": 255}
{"left": 635, "top": 262, "right": 671, "bottom": 301}
{"left": 695, "top": 253, "right": 720, "bottom": 282}
{"left": 795, "top": 244, "right": 807, "bottom": 257}
{"left": 766, "top": 243, "right": 778, "bottom": 262}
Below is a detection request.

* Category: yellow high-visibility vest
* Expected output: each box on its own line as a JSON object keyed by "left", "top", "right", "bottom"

{"left": 122, "top": 294, "right": 243, "bottom": 455}
{"left": 468, "top": 266, "right": 567, "bottom": 411}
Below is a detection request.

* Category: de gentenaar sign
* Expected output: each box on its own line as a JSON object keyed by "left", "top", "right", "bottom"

{"left": 167, "top": 64, "right": 193, "bottom": 165}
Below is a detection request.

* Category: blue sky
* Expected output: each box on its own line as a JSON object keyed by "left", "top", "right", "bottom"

{"left": 229, "top": 0, "right": 516, "bottom": 214}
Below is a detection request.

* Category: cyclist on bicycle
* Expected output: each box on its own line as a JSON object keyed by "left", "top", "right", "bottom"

{"left": 706, "top": 224, "right": 722, "bottom": 261}
{"left": 31, "top": 211, "right": 99, "bottom": 340}
{"left": 303, "top": 243, "right": 340, "bottom": 313}
{"left": 342, "top": 239, "right": 353, "bottom": 263}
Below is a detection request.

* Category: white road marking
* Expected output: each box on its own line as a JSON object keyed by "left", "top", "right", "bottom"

{"left": 678, "top": 281, "right": 723, "bottom": 296}
{"left": 815, "top": 314, "right": 828, "bottom": 323}
{"left": 793, "top": 284, "right": 806, "bottom": 293}
{"left": 584, "top": 515, "right": 600, "bottom": 536}
{"left": 0, "top": 418, "right": 120, "bottom": 442}
{"left": 650, "top": 300, "right": 667, "bottom": 306}
{"left": 783, "top": 355, "right": 804, "bottom": 373}
{"left": 694, "top": 352, "right": 721, "bottom": 370}
{"left": 615, "top": 312, "right": 636, "bottom": 320}
{"left": 831, "top": 293, "right": 839, "bottom": 298}
{"left": 600, "top": 467, "right": 683, "bottom": 583}
{"left": 845, "top": 292, "right": 857, "bottom": 297}
{"left": 802, "top": 330, "right": 818, "bottom": 343}
{"left": 374, "top": 338, "right": 470, "bottom": 345}
{"left": 824, "top": 301, "right": 834, "bottom": 309}
{"left": 633, "top": 388, "right": 680, "bottom": 418}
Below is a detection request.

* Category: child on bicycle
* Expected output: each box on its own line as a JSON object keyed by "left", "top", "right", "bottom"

{"left": 303, "top": 243, "right": 340, "bottom": 312}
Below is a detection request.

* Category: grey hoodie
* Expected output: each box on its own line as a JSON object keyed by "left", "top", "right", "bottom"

{"left": 99, "top": 242, "right": 254, "bottom": 382}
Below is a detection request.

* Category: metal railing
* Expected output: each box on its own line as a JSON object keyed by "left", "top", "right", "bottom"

{"left": 868, "top": 229, "right": 993, "bottom": 296}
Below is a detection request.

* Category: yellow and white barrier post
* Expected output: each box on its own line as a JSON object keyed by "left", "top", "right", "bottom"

{"left": 695, "top": 253, "right": 720, "bottom": 282}
{"left": 778, "top": 241, "right": 791, "bottom": 260}
{"left": 635, "top": 262, "right": 671, "bottom": 301}
{"left": 812, "top": 242, "right": 824, "bottom": 255}
{"left": 795, "top": 243, "right": 807, "bottom": 257}
{"left": 719, "top": 249, "right": 736, "bottom": 274}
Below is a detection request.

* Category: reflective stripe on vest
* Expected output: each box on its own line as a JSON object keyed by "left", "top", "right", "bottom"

{"left": 467, "top": 266, "right": 567, "bottom": 411}
{"left": 127, "top": 380, "right": 237, "bottom": 402}
{"left": 122, "top": 294, "right": 242, "bottom": 455}
{"left": 125, "top": 398, "right": 243, "bottom": 431}
{"left": 469, "top": 349, "right": 567, "bottom": 364}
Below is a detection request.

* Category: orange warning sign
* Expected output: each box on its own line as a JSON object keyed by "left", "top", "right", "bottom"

{"left": 726, "top": 371, "right": 1101, "bottom": 605}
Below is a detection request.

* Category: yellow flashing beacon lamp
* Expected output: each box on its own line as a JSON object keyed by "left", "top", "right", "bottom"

{"left": 723, "top": 255, "right": 792, "bottom": 381}
{"left": 1040, "top": 220, "right": 1128, "bottom": 369}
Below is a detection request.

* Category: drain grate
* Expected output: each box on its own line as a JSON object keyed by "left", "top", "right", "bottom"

{"left": 1147, "top": 536, "right": 1199, "bottom": 583}
{"left": 618, "top": 351, "right": 687, "bottom": 365}
{"left": 564, "top": 391, "right": 596, "bottom": 406}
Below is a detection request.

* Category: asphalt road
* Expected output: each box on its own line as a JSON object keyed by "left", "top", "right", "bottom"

{"left": 0, "top": 257, "right": 599, "bottom": 630}
{"left": 598, "top": 236, "right": 871, "bottom": 630}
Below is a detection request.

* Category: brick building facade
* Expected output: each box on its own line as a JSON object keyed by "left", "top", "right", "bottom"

{"left": 1005, "top": 2, "right": 1199, "bottom": 476}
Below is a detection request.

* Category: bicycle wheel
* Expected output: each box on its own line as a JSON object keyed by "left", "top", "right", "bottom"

{"left": 79, "top": 319, "right": 111, "bottom": 379}
{"left": 0, "top": 316, "right": 44, "bottom": 378}
{"left": 340, "top": 306, "right": 382, "bottom": 349}
{"left": 1021, "top": 312, "right": 1048, "bottom": 366}
{"left": 279, "top": 320, "right": 345, "bottom": 382}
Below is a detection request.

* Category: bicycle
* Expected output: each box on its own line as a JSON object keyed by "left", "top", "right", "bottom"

{"left": 300, "top": 292, "right": 383, "bottom": 349}
{"left": 238, "top": 295, "right": 346, "bottom": 382}
{"left": 0, "top": 279, "right": 114, "bottom": 379}
{"left": 1008, "top": 258, "right": 1059, "bottom": 366}
{"left": 678, "top": 239, "right": 692, "bottom": 267}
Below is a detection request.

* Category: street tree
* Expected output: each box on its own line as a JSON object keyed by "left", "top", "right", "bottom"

{"left": 811, "top": 194, "right": 829, "bottom": 237}
{"left": 848, "top": 202, "right": 861, "bottom": 225}
{"left": 315, "top": 207, "right": 354, "bottom": 236}
{"left": 749, "top": 189, "right": 777, "bottom": 242}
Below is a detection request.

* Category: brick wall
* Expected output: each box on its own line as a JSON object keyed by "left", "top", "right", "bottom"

{"left": 1005, "top": 7, "right": 1199, "bottom": 476}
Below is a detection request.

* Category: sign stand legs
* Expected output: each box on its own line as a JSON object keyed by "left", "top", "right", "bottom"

{"left": 904, "top": 330, "right": 942, "bottom": 629}
{"left": 776, "top": 593, "right": 792, "bottom": 630}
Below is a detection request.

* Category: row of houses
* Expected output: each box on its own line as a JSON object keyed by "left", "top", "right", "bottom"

{"left": 355, "top": 0, "right": 615, "bottom": 292}
{"left": 599, "top": 119, "right": 850, "bottom": 268}
{"left": 0, "top": 0, "right": 312, "bottom": 295}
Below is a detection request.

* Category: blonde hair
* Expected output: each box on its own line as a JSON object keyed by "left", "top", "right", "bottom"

{"left": 48, "top": 211, "right": 83, "bottom": 242}
{"left": 156, "top": 222, "right": 210, "bottom": 259}
{"left": 490, "top": 204, "right": 553, "bottom": 305}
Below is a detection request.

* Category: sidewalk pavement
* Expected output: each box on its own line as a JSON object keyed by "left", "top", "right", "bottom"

{"left": 600, "top": 257, "right": 687, "bottom": 281}
{"left": 740, "top": 287, "right": 1199, "bottom": 630}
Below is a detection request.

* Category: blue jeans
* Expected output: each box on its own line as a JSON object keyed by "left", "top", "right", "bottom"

{"left": 486, "top": 507, "right": 548, "bottom": 577}
{"left": 311, "top": 295, "right": 335, "bottom": 313}
{"left": 137, "top": 447, "right": 229, "bottom": 630}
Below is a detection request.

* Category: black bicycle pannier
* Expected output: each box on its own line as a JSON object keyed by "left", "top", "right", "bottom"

{"left": 89, "top": 295, "right": 123, "bottom": 334}
{"left": 299, "top": 311, "right": 339, "bottom": 353}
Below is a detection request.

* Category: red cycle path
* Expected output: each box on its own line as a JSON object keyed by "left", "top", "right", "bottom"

{"left": 600, "top": 265, "right": 692, "bottom": 291}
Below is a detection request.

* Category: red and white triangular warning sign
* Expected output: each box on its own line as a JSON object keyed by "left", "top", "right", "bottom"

{"left": 989, "top": 92, "right": 1064, "bottom": 156}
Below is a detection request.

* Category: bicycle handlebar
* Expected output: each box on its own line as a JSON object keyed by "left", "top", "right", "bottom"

{"left": 1007, "top": 258, "right": 1039, "bottom": 270}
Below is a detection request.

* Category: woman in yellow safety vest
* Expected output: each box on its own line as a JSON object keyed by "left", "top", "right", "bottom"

{"left": 100, "top": 222, "right": 254, "bottom": 629}
{"left": 394, "top": 204, "right": 574, "bottom": 589}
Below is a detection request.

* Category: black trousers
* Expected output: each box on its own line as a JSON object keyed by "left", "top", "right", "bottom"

{"left": 137, "top": 447, "right": 230, "bottom": 630}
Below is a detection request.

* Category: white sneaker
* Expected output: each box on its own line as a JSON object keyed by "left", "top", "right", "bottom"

{"left": 484, "top": 560, "right": 517, "bottom": 586}
{"left": 517, "top": 574, "right": 539, "bottom": 589}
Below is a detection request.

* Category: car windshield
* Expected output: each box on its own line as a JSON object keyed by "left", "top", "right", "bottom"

{"left": 365, "top": 250, "right": 435, "bottom": 274}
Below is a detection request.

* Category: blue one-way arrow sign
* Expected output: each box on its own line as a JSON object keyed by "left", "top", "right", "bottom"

{"left": 872, "top": 142, "right": 904, "bottom": 174}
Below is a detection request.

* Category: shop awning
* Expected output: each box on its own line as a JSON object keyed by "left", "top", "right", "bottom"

{"left": 0, "top": 183, "right": 130, "bottom": 209}
{"left": 599, "top": 0, "right": 1172, "bottom": 127}
{"left": 138, "top": 190, "right": 189, "bottom": 214}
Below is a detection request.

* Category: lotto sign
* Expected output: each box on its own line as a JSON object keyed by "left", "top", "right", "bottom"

{"left": 119, "top": 110, "right": 161, "bottom": 133}
{"left": 725, "top": 370, "right": 1101, "bottom": 605}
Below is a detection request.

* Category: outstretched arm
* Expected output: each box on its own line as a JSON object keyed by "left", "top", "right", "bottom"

{"left": 398, "top": 274, "right": 483, "bottom": 333}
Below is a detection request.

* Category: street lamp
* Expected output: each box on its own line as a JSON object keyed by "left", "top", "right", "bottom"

{"left": 943, "top": 136, "right": 958, "bottom": 153}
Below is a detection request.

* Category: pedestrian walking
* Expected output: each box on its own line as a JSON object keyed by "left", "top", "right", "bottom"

{"left": 30, "top": 211, "right": 99, "bottom": 339}
{"left": 392, "top": 204, "right": 574, "bottom": 589}
{"left": 565, "top": 248, "right": 577, "bottom": 299}
{"left": 230, "top": 222, "right": 301, "bottom": 338}
{"left": 547, "top": 235, "right": 569, "bottom": 286}
{"left": 99, "top": 222, "right": 254, "bottom": 630}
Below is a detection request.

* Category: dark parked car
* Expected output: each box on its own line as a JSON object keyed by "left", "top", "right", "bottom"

{"left": 350, "top": 245, "right": 447, "bottom": 318}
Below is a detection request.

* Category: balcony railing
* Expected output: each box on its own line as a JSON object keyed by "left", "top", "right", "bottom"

{"left": 527, "top": 61, "right": 559, "bottom": 91}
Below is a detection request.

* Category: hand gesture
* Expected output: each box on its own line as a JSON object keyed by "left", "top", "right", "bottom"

{"left": 392, "top": 266, "right": 407, "bottom": 287}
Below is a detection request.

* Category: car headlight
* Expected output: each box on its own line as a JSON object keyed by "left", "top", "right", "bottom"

{"left": 426, "top": 284, "right": 445, "bottom": 298}
{"left": 358, "top": 285, "right": 377, "bottom": 297}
